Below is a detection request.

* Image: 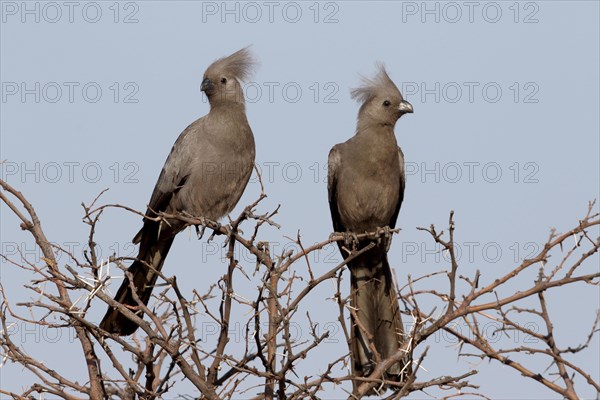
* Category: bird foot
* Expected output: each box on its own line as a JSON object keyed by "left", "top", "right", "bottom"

{"left": 207, "top": 222, "right": 222, "bottom": 243}
{"left": 195, "top": 224, "right": 206, "bottom": 240}
{"left": 194, "top": 217, "right": 208, "bottom": 240}
{"left": 378, "top": 226, "right": 393, "bottom": 252}
{"left": 330, "top": 231, "right": 360, "bottom": 253}
{"left": 344, "top": 231, "right": 360, "bottom": 251}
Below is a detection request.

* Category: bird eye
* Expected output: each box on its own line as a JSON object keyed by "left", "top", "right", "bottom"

{"left": 383, "top": 100, "right": 391, "bottom": 107}
{"left": 220, "top": 78, "right": 227, "bottom": 84}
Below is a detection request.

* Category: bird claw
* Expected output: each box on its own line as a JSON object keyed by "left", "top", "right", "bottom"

{"left": 378, "top": 226, "right": 392, "bottom": 252}
{"left": 207, "top": 222, "right": 222, "bottom": 243}
{"left": 195, "top": 224, "right": 206, "bottom": 240}
{"left": 194, "top": 217, "right": 208, "bottom": 240}
{"left": 344, "top": 231, "right": 359, "bottom": 251}
{"left": 330, "top": 231, "right": 358, "bottom": 252}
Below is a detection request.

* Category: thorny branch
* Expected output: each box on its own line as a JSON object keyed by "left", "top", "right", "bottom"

{"left": 1, "top": 178, "right": 598, "bottom": 399}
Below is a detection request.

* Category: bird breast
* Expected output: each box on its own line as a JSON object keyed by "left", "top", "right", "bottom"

{"left": 337, "top": 156, "right": 401, "bottom": 231}
{"left": 171, "top": 119, "right": 255, "bottom": 221}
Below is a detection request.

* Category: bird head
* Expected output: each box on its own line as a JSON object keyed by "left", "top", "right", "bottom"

{"left": 351, "top": 64, "right": 413, "bottom": 129}
{"left": 201, "top": 46, "right": 257, "bottom": 107}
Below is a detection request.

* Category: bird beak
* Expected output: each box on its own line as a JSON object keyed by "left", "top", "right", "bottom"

{"left": 398, "top": 100, "right": 413, "bottom": 114}
{"left": 201, "top": 78, "right": 214, "bottom": 93}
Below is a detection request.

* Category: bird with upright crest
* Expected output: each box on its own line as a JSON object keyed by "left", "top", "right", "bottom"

{"left": 100, "top": 47, "right": 257, "bottom": 335}
{"left": 327, "top": 64, "right": 413, "bottom": 390}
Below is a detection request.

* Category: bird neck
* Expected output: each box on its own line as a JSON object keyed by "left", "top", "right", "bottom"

{"left": 209, "top": 100, "right": 246, "bottom": 113}
{"left": 356, "top": 113, "right": 397, "bottom": 132}
{"left": 355, "top": 122, "right": 397, "bottom": 140}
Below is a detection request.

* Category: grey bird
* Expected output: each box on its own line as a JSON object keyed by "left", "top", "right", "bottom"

{"left": 327, "top": 65, "right": 413, "bottom": 386}
{"left": 100, "top": 47, "right": 257, "bottom": 335}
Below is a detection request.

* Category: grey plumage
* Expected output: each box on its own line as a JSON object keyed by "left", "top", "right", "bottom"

{"left": 327, "top": 65, "right": 413, "bottom": 388}
{"left": 100, "top": 47, "right": 257, "bottom": 335}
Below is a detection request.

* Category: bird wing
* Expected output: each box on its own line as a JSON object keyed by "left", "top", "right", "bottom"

{"left": 327, "top": 144, "right": 345, "bottom": 233}
{"left": 389, "top": 146, "right": 406, "bottom": 229}
{"left": 132, "top": 125, "right": 195, "bottom": 244}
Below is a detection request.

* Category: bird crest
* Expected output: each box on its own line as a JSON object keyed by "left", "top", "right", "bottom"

{"left": 351, "top": 63, "right": 401, "bottom": 104}
{"left": 205, "top": 46, "right": 257, "bottom": 83}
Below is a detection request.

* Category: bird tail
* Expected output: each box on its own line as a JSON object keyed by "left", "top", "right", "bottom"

{"left": 100, "top": 237, "right": 174, "bottom": 336}
{"left": 349, "top": 253, "right": 410, "bottom": 388}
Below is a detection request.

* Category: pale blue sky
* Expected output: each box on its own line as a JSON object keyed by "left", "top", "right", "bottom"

{"left": 1, "top": 1, "right": 599, "bottom": 398}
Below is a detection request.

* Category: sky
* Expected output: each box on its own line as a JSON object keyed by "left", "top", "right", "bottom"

{"left": 1, "top": 1, "right": 599, "bottom": 398}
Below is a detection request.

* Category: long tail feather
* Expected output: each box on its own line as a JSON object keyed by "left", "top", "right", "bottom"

{"left": 349, "top": 251, "right": 410, "bottom": 391}
{"left": 99, "top": 237, "right": 174, "bottom": 336}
